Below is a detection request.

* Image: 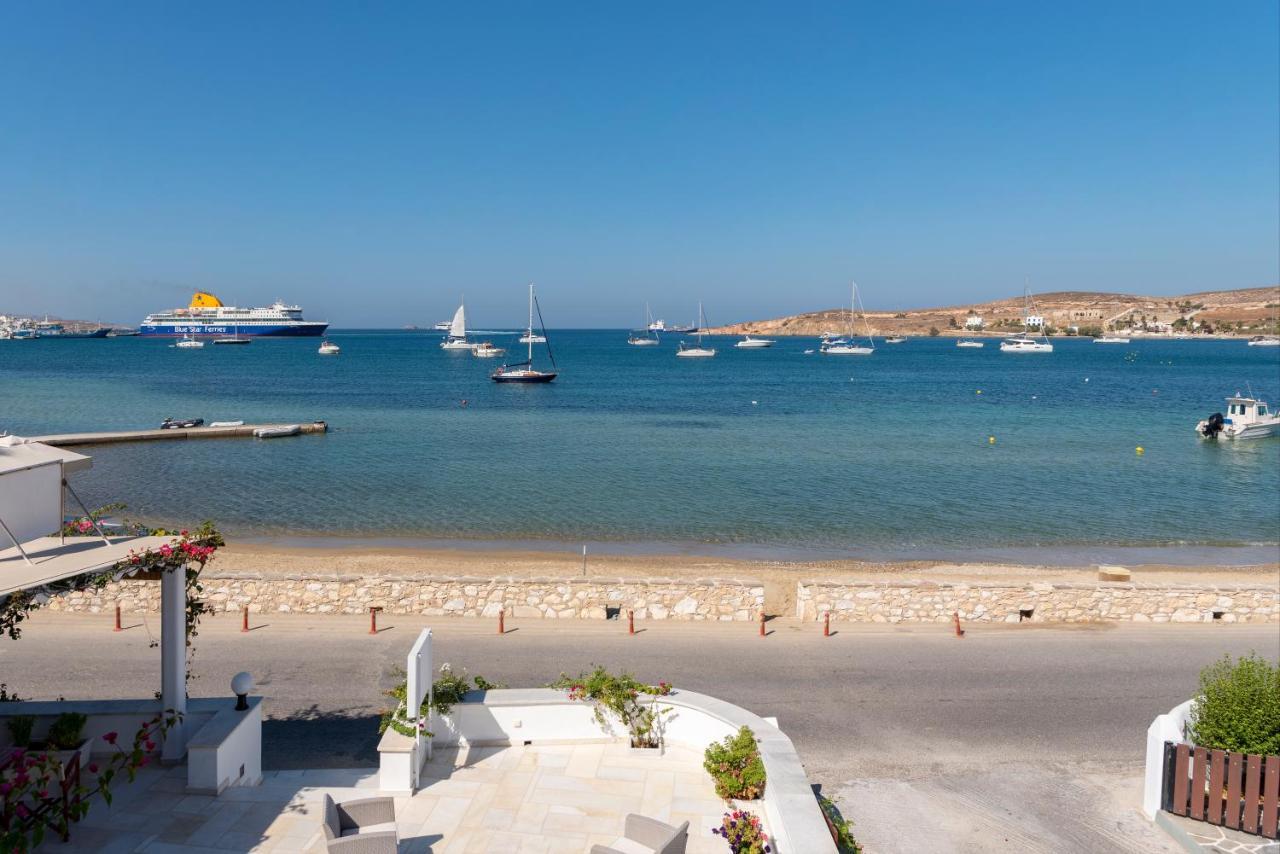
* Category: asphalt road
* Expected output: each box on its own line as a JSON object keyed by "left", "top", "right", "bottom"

{"left": 5, "top": 612, "right": 1276, "bottom": 852}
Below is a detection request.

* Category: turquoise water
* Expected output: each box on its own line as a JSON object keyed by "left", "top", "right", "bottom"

{"left": 2, "top": 332, "right": 1277, "bottom": 560}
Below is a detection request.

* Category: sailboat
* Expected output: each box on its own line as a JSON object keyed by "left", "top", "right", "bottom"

{"left": 440, "top": 301, "right": 472, "bottom": 349}
{"left": 628, "top": 304, "right": 661, "bottom": 346}
{"left": 821, "top": 282, "right": 876, "bottom": 355}
{"left": 212, "top": 318, "right": 250, "bottom": 345}
{"left": 174, "top": 333, "right": 203, "bottom": 349}
{"left": 1000, "top": 285, "right": 1054, "bottom": 353}
{"left": 519, "top": 286, "right": 547, "bottom": 344}
{"left": 676, "top": 303, "right": 716, "bottom": 357}
{"left": 493, "top": 285, "right": 557, "bottom": 383}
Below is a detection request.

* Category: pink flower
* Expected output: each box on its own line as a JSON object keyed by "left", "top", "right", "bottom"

{"left": 15, "top": 804, "right": 30, "bottom": 819}
{"left": 88, "top": 763, "right": 99, "bottom": 773}
{"left": 159, "top": 544, "right": 172, "bottom": 557}
{"left": 102, "top": 731, "right": 118, "bottom": 745}
{"left": 180, "top": 529, "right": 189, "bottom": 537}
{"left": 144, "top": 740, "right": 155, "bottom": 751}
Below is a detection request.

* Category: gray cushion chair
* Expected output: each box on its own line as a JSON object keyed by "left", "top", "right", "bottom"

{"left": 590, "top": 814, "right": 689, "bottom": 854}
{"left": 320, "top": 793, "right": 398, "bottom": 853}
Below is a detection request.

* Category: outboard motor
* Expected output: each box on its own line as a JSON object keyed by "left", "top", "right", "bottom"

{"left": 1200, "top": 412, "right": 1225, "bottom": 438}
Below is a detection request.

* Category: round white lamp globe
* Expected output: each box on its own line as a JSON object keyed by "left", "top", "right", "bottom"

{"left": 231, "top": 672, "right": 254, "bottom": 710}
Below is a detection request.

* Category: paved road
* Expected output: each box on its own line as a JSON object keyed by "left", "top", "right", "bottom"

{"left": 6, "top": 612, "right": 1275, "bottom": 852}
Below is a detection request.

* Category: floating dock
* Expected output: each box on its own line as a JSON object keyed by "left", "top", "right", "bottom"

{"left": 32, "top": 421, "right": 328, "bottom": 447}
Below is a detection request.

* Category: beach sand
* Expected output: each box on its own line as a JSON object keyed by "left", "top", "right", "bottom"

{"left": 217, "top": 541, "right": 1279, "bottom": 589}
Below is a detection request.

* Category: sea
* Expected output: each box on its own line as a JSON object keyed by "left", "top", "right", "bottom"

{"left": 2, "top": 332, "right": 1278, "bottom": 565}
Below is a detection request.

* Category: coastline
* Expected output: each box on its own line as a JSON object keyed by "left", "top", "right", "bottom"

{"left": 217, "top": 538, "right": 1280, "bottom": 589}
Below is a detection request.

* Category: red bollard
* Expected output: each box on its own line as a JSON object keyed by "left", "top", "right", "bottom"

{"left": 497, "top": 608, "right": 505, "bottom": 635}
{"left": 241, "top": 605, "right": 249, "bottom": 633}
{"left": 369, "top": 606, "right": 381, "bottom": 635}
{"left": 628, "top": 609, "right": 635, "bottom": 635}
{"left": 953, "top": 611, "right": 965, "bottom": 638}
{"left": 823, "top": 612, "right": 830, "bottom": 637}
{"left": 759, "top": 610, "right": 766, "bottom": 637}
{"left": 113, "top": 604, "right": 122, "bottom": 633}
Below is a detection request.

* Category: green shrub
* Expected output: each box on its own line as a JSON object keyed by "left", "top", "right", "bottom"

{"left": 703, "top": 726, "right": 766, "bottom": 800}
{"left": 6, "top": 715, "right": 35, "bottom": 748}
{"left": 550, "top": 667, "right": 672, "bottom": 748}
{"left": 818, "top": 794, "right": 861, "bottom": 853}
{"left": 46, "top": 711, "right": 87, "bottom": 750}
{"left": 1187, "top": 652, "right": 1280, "bottom": 755}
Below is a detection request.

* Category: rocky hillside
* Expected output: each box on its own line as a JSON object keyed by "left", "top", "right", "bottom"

{"left": 707, "top": 286, "right": 1279, "bottom": 337}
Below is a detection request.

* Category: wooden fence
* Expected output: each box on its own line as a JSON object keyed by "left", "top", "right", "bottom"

{"left": 1162, "top": 742, "right": 1280, "bottom": 838}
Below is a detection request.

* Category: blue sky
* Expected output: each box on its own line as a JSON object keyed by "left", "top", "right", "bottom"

{"left": 1, "top": 2, "right": 1277, "bottom": 327}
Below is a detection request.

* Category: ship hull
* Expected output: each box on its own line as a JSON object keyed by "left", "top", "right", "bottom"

{"left": 139, "top": 322, "right": 328, "bottom": 337}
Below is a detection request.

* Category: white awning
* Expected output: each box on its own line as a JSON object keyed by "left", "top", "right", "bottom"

{"left": 0, "top": 536, "right": 174, "bottom": 598}
{"left": 0, "top": 436, "right": 93, "bottom": 475}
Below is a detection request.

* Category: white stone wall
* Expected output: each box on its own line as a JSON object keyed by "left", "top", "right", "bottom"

{"left": 795, "top": 581, "right": 1280, "bottom": 623}
{"left": 45, "top": 573, "right": 766, "bottom": 621}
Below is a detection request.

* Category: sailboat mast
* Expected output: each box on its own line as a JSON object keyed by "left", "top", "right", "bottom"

{"left": 528, "top": 284, "right": 534, "bottom": 362}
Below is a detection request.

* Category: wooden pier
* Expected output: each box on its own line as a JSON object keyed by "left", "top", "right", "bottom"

{"left": 32, "top": 421, "right": 328, "bottom": 447}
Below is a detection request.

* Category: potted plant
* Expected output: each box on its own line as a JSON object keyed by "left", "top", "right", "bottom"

{"left": 5, "top": 715, "right": 35, "bottom": 750}
{"left": 43, "top": 712, "right": 91, "bottom": 778}
{"left": 703, "top": 726, "right": 766, "bottom": 801}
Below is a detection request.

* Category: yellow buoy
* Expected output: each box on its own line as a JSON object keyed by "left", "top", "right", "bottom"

{"left": 988, "top": 436, "right": 996, "bottom": 444}
{"left": 1136, "top": 446, "right": 1144, "bottom": 455}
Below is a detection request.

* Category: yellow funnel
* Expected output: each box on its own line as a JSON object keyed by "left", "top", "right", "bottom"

{"left": 190, "top": 291, "right": 223, "bottom": 308}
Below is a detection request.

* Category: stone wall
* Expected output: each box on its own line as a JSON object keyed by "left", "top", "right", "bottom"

{"left": 795, "top": 581, "right": 1280, "bottom": 624}
{"left": 44, "top": 572, "right": 766, "bottom": 621}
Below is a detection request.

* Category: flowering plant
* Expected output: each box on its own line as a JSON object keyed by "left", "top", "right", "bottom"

{"left": 1, "top": 711, "right": 180, "bottom": 852}
{"left": 378, "top": 664, "right": 502, "bottom": 739}
{"left": 712, "top": 810, "right": 771, "bottom": 853}
{"left": 550, "top": 667, "right": 672, "bottom": 748}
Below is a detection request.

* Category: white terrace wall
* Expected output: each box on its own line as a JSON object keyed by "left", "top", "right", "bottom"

{"left": 796, "top": 581, "right": 1280, "bottom": 623}
{"left": 44, "top": 572, "right": 766, "bottom": 621}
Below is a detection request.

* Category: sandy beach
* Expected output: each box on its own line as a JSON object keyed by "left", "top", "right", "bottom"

{"left": 217, "top": 541, "right": 1280, "bottom": 588}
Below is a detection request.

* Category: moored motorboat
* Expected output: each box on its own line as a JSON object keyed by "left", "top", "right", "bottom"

{"left": 956, "top": 339, "right": 984, "bottom": 348}
{"left": 1247, "top": 335, "right": 1280, "bottom": 347}
{"left": 734, "top": 335, "right": 775, "bottom": 349}
{"left": 254, "top": 424, "right": 302, "bottom": 438}
{"left": 884, "top": 336, "right": 906, "bottom": 344}
{"left": 1094, "top": 335, "right": 1130, "bottom": 344}
{"left": 471, "top": 341, "right": 505, "bottom": 358}
{"left": 1197, "top": 394, "right": 1280, "bottom": 440}
{"left": 318, "top": 339, "right": 340, "bottom": 355}
{"left": 160, "top": 417, "right": 204, "bottom": 429}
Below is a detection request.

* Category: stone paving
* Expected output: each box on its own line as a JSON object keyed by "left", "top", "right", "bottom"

{"left": 1160, "top": 812, "right": 1280, "bottom": 854}
{"left": 35, "top": 742, "right": 736, "bottom": 853}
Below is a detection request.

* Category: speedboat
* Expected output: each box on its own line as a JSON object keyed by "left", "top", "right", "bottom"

{"left": 956, "top": 339, "right": 984, "bottom": 348}
{"left": 434, "top": 320, "right": 452, "bottom": 331}
{"left": 734, "top": 336, "right": 775, "bottom": 349}
{"left": 174, "top": 334, "right": 204, "bottom": 349}
{"left": 318, "top": 340, "right": 340, "bottom": 355}
{"left": 518, "top": 332, "right": 547, "bottom": 344}
{"left": 628, "top": 332, "right": 659, "bottom": 346}
{"left": 471, "top": 341, "right": 505, "bottom": 358}
{"left": 1094, "top": 336, "right": 1130, "bottom": 344}
{"left": 160, "top": 417, "right": 204, "bottom": 429}
{"left": 1247, "top": 335, "right": 1280, "bottom": 347}
{"left": 1197, "top": 394, "right": 1280, "bottom": 440}
{"left": 884, "top": 336, "right": 906, "bottom": 344}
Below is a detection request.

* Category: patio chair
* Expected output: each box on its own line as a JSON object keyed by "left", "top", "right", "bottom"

{"left": 590, "top": 813, "right": 689, "bottom": 854}
{"left": 320, "top": 793, "right": 398, "bottom": 853}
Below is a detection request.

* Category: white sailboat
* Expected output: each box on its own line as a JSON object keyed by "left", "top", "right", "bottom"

{"left": 518, "top": 285, "right": 547, "bottom": 343}
{"left": 174, "top": 333, "right": 203, "bottom": 349}
{"left": 821, "top": 282, "right": 875, "bottom": 355}
{"left": 628, "top": 304, "right": 660, "bottom": 346}
{"left": 440, "top": 301, "right": 471, "bottom": 349}
{"left": 677, "top": 303, "right": 716, "bottom": 357}
{"left": 1000, "top": 285, "right": 1054, "bottom": 353}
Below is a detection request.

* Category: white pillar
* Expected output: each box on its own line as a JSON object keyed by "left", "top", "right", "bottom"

{"left": 160, "top": 563, "right": 188, "bottom": 763}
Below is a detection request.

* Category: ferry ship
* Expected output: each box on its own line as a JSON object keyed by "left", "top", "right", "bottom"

{"left": 140, "top": 292, "right": 328, "bottom": 337}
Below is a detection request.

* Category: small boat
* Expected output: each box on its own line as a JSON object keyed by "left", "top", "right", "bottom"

{"left": 629, "top": 304, "right": 661, "bottom": 346}
{"left": 318, "top": 340, "right": 340, "bottom": 355}
{"left": 213, "top": 321, "right": 251, "bottom": 345}
{"left": 493, "top": 285, "right": 557, "bottom": 383}
{"left": 518, "top": 288, "right": 547, "bottom": 345}
{"left": 175, "top": 334, "right": 204, "bottom": 349}
{"left": 433, "top": 320, "right": 452, "bottom": 331}
{"left": 160, "top": 417, "right": 204, "bottom": 429}
{"left": 208, "top": 420, "right": 245, "bottom": 427}
{"left": 884, "top": 336, "right": 907, "bottom": 344}
{"left": 1197, "top": 394, "right": 1280, "bottom": 440}
{"left": 734, "top": 335, "right": 775, "bottom": 349}
{"left": 956, "top": 339, "right": 985, "bottom": 348}
{"left": 107, "top": 329, "right": 141, "bottom": 337}
{"left": 440, "top": 302, "right": 472, "bottom": 349}
{"left": 1094, "top": 336, "right": 1130, "bottom": 344}
{"left": 1247, "top": 335, "right": 1280, "bottom": 347}
{"left": 999, "top": 285, "right": 1053, "bottom": 353}
{"left": 253, "top": 424, "right": 301, "bottom": 439}
{"left": 676, "top": 303, "right": 716, "bottom": 358}
{"left": 471, "top": 341, "right": 505, "bottom": 358}
{"left": 820, "top": 281, "right": 876, "bottom": 355}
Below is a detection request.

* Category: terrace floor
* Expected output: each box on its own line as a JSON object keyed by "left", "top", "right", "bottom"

{"left": 36, "top": 742, "right": 734, "bottom": 853}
